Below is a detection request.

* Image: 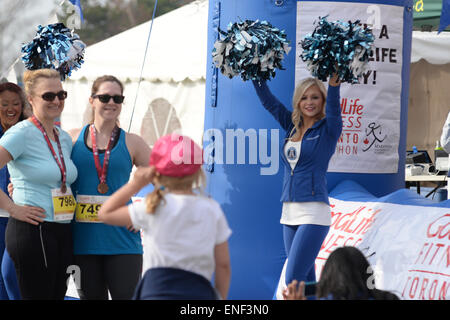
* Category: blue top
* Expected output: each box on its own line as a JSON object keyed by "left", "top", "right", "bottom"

{"left": 252, "top": 80, "right": 342, "bottom": 205}
{"left": 0, "top": 126, "right": 10, "bottom": 195}
{"left": 71, "top": 125, "right": 143, "bottom": 255}
{"left": 0, "top": 120, "right": 78, "bottom": 222}
{"left": 0, "top": 126, "right": 10, "bottom": 218}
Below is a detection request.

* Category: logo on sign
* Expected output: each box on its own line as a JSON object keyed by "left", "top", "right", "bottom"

{"left": 362, "top": 122, "right": 389, "bottom": 153}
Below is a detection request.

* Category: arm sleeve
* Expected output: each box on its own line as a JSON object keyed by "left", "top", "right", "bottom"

{"left": 215, "top": 204, "right": 232, "bottom": 245}
{"left": 324, "top": 84, "right": 343, "bottom": 139}
{"left": 128, "top": 200, "right": 152, "bottom": 230}
{"left": 440, "top": 112, "right": 450, "bottom": 153}
{"left": 0, "top": 125, "right": 26, "bottom": 160}
{"left": 252, "top": 80, "right": 293, "bottom": 131}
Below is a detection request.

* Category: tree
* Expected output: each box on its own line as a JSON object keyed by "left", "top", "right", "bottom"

{"left": 59, "top": 0, "right": 195, "bottom": 45}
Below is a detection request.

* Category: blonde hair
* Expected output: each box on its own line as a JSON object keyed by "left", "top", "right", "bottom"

{"left": 290, "top": 78, "right": 327, "bottom": 139}
{"left": 23, "top": 69, "right": 60, "bottom": 96}
{"left": 145, "top": 168, "right": 206, "bottom": 214}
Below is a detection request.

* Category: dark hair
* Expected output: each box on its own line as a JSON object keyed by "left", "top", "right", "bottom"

{"left": 0, "top": 82, "right": 29, "bottom": 122}
{"left": 316, "top": 246, "right": 398, "bottom": 300}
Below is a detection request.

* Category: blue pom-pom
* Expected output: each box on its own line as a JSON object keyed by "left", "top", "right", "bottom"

{"left": 21, "top": 23, "right": 85, "bottom": 81}
{"left": 212, "top": 20, "right": 291, "bottom": 82}
{"left": 300, "top": 16, "right": 374, "bottom": 84}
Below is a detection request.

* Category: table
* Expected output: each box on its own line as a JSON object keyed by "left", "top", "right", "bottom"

{"left": 405, "top": 174, "right": 448, "bottom": 197}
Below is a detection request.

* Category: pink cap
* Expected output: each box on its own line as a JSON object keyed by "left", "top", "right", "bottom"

{"left": 149, "top": 133, "right": 203, "bottom": 177}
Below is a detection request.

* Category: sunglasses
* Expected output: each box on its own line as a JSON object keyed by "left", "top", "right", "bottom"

{"left": 41, "top": 91, "right": 68, "bottom": 102}
{"left": 92, "top": 94, "right": 125, "bottom": 104}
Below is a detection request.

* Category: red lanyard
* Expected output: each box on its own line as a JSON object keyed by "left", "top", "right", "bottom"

{"left": 30, "top": 116, "right": 67, "bottom": 193}
{"left": 90, "top": 124, "right": 118, "bottom": 194}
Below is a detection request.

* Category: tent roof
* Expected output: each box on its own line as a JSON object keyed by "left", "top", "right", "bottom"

{"left": 69, "top": 0, "right": 208, "bottom": 82}
{"left": 411, "top": 30, "right": 450, "bottom": 64}
{"left": 68, "top": 0, "right": 450, "bottom": 84}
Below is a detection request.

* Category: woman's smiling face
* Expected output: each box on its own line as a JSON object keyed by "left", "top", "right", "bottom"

{"left": 297, "top": 84, "right": 324, "bottom": 120}
{"left": 0, "top": 90, "right": 22, "bottom": 130}
{"left": 90, "top": 81, "right": 123, "bottom": 122}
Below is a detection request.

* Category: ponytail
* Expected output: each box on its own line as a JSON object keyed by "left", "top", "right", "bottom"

{"left": 145, "top": 185, "right": 166, "bottom": 214}
{"left": 143, "top": 169, "right": 206, "bottom": 214}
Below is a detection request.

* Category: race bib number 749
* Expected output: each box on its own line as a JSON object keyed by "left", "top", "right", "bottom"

{"left": 75, "top": 195, "right": 109, "bottom": 223}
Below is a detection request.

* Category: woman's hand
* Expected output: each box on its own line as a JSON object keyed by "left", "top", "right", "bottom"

{"left": 127, "top": 224, "right": 140, "bottom": 233}
{"left": 329, "top": 72, "right": 341, "bottom": 87}
{"left": 7, "top": 182, "right": 13, "bottom": 198}
{"left": 282, "top": 280, "right": 307, "bottom": 300}
{"left": 8, "top": 203, "right": 46, "bottom": 225}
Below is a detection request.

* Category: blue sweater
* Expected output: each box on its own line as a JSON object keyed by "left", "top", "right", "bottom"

{"left": 252, "top": 80, "right": 342, "bottom": 205}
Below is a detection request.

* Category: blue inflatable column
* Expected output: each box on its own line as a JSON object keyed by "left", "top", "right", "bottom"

{"left": 204, "top": 0, "right": 413, "bottom": 299}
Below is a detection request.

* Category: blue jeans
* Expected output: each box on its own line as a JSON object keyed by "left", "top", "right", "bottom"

{"left": 283, "top": 224, "right": 329, "bottom": 284}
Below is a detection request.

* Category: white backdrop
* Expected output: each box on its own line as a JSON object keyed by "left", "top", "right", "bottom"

{"left": 296, "top": 1, "right": 404, "bottom": 174}
{"left": 61, "top": 0, "right": 208, "bottom": 146}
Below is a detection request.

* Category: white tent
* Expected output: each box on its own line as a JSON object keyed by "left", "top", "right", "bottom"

{"left": 62, "top": 0, "right": 208, "bottom": 146}
{"left": 411, "top": 30, "right": 450, "bottom": 64}
{"left": 408, "top": 31, "right": 450, "bottom": 157}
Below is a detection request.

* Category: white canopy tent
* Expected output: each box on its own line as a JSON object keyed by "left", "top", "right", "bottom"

{"left": 61, "top": 0, "right": 208, "bottom": 147}
{"left": 411, "top": 30, "right": 450, "bottom": 64}
{"left": 408, "top": 31, "right": 450, "bottom": 157}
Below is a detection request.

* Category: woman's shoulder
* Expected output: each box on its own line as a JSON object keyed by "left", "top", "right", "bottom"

{"left": 58, "top": 126, "right": 79, "bottom": 145}
{"left": 66, "top": 126, "right": 85, "bottom": 144}
{"left": 12, "top": 119, "right": 33, "bottom": 130}
{"left": 124, "top": 131, "right": 145, "bottom": 145}
{"left": 124, "top": 131, "right": 151, "bottom": 166}
{"left": 2, "top": 120, "right": 33, "bottom": 138}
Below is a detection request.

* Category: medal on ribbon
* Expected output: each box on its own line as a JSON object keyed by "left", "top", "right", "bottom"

{"left": 90, "top": 124, "right": 118, "bottom": 194}
{"left": 30, "top": 116, "right": 67, "bottom": 193}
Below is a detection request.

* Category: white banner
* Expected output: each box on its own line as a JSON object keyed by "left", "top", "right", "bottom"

{"left": 296, "top": 1, "right": 403, "bottom": 173}
{"left": 276, "top": 197, "right": 450, "bottom": 300}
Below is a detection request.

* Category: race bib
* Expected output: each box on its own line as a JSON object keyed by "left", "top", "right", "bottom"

{"left": 51, "top": 188, "right": 77, "bottom": 222}
{"left": 75, "top": 195, "right": 109, "bottom": 223}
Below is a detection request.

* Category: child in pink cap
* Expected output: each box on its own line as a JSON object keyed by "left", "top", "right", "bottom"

{"left": 98, "top": 133, "right": 232, "bottom": 300}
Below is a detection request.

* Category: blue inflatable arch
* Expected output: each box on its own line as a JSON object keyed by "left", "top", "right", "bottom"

{"left": 204, "top": 0, "right": 413, "bottom": 299}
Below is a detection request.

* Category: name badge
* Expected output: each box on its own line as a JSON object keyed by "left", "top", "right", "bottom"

{"left": 75, "top": 195, "right": 109, "bottom": 223}
{"left": 51, "top": 187, "right": 77, "bottom": 222}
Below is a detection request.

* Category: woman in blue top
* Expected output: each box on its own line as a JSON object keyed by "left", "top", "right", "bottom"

{"left": 0, "top": 69, "right": 78, "bottom": 299}
{"left": 0, "top": 82, "right": 30, "bottom": 300}
{"left": 68, "top": 75, "right": 150, "bottom": 300}
{"left": 252, "top": 73, "right": 341, "bottom": 288}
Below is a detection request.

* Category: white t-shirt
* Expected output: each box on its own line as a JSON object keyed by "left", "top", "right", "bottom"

{"left": 281, "top": 202, "right": 331, "bottom": 226}
{"left": 128, "top": 193, "right": 232, "bottom": 281}
{"left": 282, "top": 139, "right": 331, "bottom": 226}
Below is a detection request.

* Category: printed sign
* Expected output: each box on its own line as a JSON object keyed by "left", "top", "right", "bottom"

{"left": 296, "top": 1, "right": 404, "bottom": 173}
{"left": 276, "top": 196, "right": 450, "bottom": 300}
